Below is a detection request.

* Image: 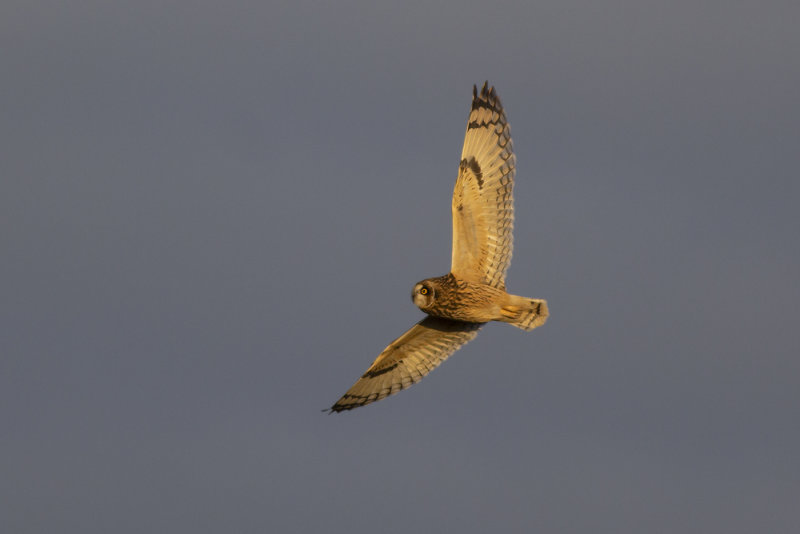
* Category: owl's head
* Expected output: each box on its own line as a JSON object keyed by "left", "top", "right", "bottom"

{"left": 411, "top": 280, "right": 436, "bottom": 310}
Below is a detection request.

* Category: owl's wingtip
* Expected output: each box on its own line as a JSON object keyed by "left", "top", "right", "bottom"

{"left": 323, "top": 403, "right": 353, "bottom": 414}
{"left": 472, "top": 81, "right": 502, "bottom": 110}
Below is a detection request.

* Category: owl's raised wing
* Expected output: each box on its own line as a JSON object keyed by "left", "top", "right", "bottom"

{"left": 451, "top": 82, "right": 516, "bottom": 289}
{"left": 327, "top": 316, "right": 483, "bottom": 412}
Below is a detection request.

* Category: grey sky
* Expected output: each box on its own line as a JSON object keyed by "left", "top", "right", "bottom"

{"left": 2, "top": 1, "right": 799, "bottom": 532}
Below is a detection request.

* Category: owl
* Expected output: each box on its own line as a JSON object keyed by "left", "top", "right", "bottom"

{"left": 326, "top": 82, "right": 548, "bottom": 412}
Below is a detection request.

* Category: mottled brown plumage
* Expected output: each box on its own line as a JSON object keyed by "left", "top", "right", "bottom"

{"left": 327, "top": 82, "right": 548, "bottom": 413}
{"left": 412, "top": 274, "right": 505, "bottom": 322}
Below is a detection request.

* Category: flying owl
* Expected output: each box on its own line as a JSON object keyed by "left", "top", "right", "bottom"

{"left": 326, "top": 82, "right": 548, "bottom": 412}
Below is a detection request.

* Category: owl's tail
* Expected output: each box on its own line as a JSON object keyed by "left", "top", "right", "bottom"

{"left": 499, "top": 296, "right": 549, "bottom": 331}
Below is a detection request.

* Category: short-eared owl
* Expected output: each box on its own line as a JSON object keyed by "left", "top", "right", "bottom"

{"left": 327, "top": 82, "right": 548, "bottom": 412}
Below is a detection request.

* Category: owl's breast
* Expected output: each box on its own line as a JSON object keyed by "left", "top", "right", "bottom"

{"left": 421, "top": 275, "right": 504, "bottom": 323}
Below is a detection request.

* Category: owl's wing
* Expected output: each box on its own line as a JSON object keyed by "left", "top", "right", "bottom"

{"left": 327, "top": 316, "right": 483, "bottom": 412}
{"left": 451, "top": 82, "right": 516, "bottom": 289}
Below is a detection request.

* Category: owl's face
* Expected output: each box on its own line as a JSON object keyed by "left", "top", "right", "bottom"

{"left": 411, "top": 280, "right": 436, "bottom": 310}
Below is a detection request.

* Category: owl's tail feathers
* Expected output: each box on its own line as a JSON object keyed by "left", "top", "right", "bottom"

{"left": 500, "top": 296, "right": 549, "bottom": 331}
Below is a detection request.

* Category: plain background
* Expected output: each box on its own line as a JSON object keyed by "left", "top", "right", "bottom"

{"left": 2, "top": 1, "right": 798, "bottom": 532}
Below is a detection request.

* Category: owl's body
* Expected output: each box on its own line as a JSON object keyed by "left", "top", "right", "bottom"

{"left": 413, "top": 274, "right": 547, "bottom": 330}
{"left": 413, "top": 273, "right": 503, "bottom": 322}
{"left": 327, "top": 82, "right": 548, "bottom": 413}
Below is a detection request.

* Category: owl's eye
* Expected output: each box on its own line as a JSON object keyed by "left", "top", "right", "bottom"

{"left": 420, "top": 287, "right": 429, "bottom": 295}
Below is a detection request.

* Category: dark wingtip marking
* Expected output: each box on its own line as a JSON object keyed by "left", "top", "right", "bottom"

{"left": 470, "top": 80, "right": 504, "bottom": 117}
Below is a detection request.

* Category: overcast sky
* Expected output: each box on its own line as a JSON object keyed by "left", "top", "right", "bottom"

{"left": 2, "top": 1, "right": 799, "bottom": 533}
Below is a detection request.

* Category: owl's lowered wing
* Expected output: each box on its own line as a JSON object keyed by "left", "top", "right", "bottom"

{"left": 451, "top": 82, "right": 516, "bottom": 289}
{"left": 327, "top": 316, "right": 483, "bottom": 412}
